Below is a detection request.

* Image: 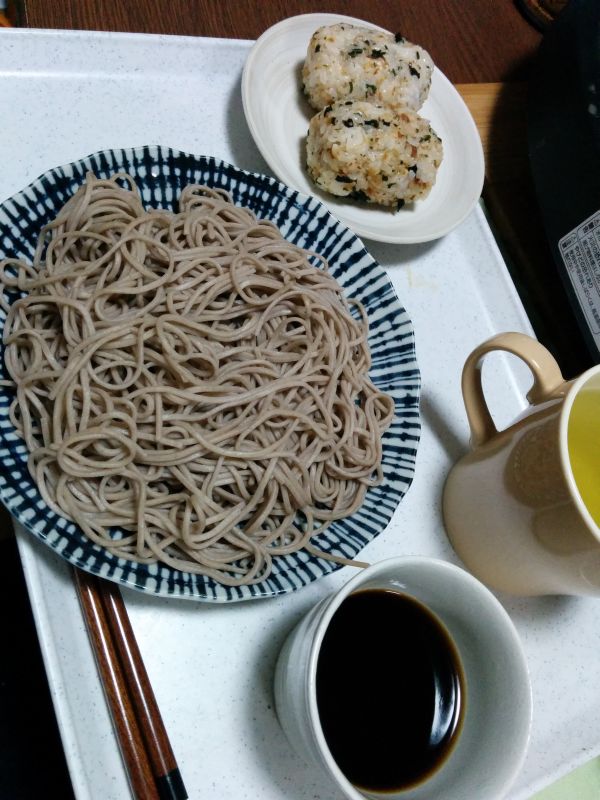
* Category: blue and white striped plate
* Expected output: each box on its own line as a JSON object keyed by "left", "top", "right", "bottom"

{"left": 0, "top": 145, "right": 420, "bottom": 601}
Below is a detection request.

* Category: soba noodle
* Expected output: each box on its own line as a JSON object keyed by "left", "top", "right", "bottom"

{"left": 0, "top": 173, "right": 394, "bottom": 585}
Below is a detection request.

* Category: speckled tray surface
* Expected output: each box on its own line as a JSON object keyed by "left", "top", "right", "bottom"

{"left": 1, "top": 27, "right": 599, "bottom": 800}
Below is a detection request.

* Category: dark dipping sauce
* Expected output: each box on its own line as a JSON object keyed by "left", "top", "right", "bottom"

{"left": 316, "top": 589, "right": 465, "bottom": 793}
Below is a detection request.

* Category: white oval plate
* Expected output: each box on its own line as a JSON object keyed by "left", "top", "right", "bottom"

{"left": 242, "top": 13, "right": 485, "bottom": 244}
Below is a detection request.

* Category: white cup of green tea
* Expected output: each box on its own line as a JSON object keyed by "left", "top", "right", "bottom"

{"left": 274, "top": 557, "right": 532, "bottom": 800}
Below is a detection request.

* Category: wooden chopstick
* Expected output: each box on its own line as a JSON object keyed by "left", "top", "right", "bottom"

{"left": 99, "top": 579, "right": 188, "bottom": 800}
{"left": 74, "top": 569, "right": 160, "bottom": 799}
{"left": 73, "top": 568, "right": 188, "bottom": 800}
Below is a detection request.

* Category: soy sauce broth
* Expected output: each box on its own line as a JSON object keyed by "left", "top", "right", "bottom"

{"left": 316, "top": 589, "right": 465, "bottom": 793}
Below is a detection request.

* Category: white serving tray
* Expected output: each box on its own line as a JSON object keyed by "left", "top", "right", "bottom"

{"left": 1, "top": 28, "right": 598, "bottom": 800}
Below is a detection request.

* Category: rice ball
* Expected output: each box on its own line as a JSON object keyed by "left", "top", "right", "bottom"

{"left": 302, "top": 23, "right": 433, "bottom": 112}
{"left": 306, "top": 100, "right": 443, "bottom": 207}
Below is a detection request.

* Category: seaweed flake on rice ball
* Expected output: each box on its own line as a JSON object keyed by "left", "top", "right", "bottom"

{"left": 302, "top": 23, "right": 433, "bottom": 112}
{"left": 306, "top": 100, "right": 443, "bottom": 208}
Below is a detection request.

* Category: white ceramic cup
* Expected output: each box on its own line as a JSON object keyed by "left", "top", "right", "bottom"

{"left": 443, "top": 331, "right": 600, "bottom": 595}
{"left": 274, "top": 557, "right": 532, "bottom": 800}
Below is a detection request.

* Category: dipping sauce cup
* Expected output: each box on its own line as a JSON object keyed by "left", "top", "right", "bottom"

{"left": 274, "top": 556, "right": 532, "bottom": 800}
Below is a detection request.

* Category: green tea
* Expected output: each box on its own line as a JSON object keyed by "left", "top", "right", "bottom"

{"left": 568, "top": 385, "right": 600, "bottom": 527}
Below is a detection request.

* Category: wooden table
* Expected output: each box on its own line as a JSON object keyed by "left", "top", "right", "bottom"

{"left": 17, "top": 0, "right": 541, "bottom": 83}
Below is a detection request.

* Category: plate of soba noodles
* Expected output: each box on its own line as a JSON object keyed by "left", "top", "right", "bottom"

{"left": 0, "top": 145, "right": 420, "bottom": 601}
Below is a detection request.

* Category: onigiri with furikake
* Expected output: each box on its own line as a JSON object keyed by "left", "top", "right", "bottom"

{"left": 302, "top": 23, "right": 433, "bottom": 112}
{"left": 306, "top": 100, "right": 443, "bottom": 208}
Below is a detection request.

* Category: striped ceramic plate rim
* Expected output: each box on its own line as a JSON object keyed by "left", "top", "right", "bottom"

{"left": 0, "top": 145, "right": 420, "bottom": 601}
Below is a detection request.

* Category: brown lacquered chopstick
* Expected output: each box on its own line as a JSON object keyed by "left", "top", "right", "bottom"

{"left": 99, "top": 578, "right": 188, "bottom": 800}
{"left": 74, "top": 568, "right": 160, "bottom": 799}
{"left": 73, "top": 569, "right": 188, "bottom": 800}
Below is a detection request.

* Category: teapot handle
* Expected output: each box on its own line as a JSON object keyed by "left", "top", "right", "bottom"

{"left": 462, "top": 332, "right": 566, "bottom": 447}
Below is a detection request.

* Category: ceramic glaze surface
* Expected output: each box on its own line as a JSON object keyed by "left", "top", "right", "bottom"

{"left": 443, "top": 333, "right": 600, "bottom": 596}
{"left": 274, "top": 557, "right": 532, "bottom": 800}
